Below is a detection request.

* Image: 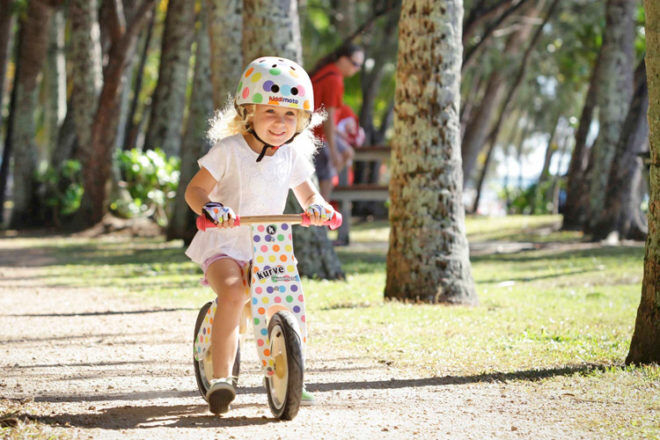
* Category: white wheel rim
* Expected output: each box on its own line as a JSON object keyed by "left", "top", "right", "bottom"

{"left": 269, "top": 324, "right": 288, "bottom": 408}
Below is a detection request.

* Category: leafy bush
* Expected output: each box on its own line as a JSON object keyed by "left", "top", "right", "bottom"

{"left": 112, "top": 149, "right": 180, "bottom": 226}
{"left": 37, "top": 159, "right": 84, "bottom": 224}
{"left": 505, "top": 179, "right": 564, "bottom": 215}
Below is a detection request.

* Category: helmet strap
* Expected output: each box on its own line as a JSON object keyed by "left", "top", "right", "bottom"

{"left": 248, "top": 128, "right": 299, "bottom": 162}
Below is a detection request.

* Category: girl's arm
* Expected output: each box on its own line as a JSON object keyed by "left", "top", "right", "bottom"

{"left": 186, "top": 167, "right": 236, "bottom": 228}
{"left": 293, "top": 179, "right": 335, "bottom": 226}
{"left": 185, "top": 167, "right": 218, "bottom": 215}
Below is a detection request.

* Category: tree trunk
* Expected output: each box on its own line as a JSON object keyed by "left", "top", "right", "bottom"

{"left": 538, "top": 124, "right": 558, "bottom": 183}
{"left": 533, "top": 112, "right": 561, "bottom": 212}
{"left": 620, "top": 163, "right": 647, "bottom": 240}
{"left": 69, "top": 0, "right": 102, "bottom": 163}
{"left": 376, "top": 98, "right": 395, "bottom": 144}
{"left": 626, "top": 0, "right": 660, "bottom": 365}
{"left": 167, "top": 2, "right": 214, "bottom": 243}
{"left": 115, "top": 58, "right": 135, "bottom": 151}
{"left": 385, "top": 0, "right": 476, "bottom": 304}
{"left": 242, "top": 0, "right": 302, "bottom": 62}
{"left": 9, "top": 0, "right": 56, "bottom": 228}
{"left": 77, "top": 1, "right": 156, "bottom": 227}
{"left": 44, "top": 8, "right": 65, "bottom": 158}
{"left": 144, "top": 0, "right": 195, "bottom": 157}
{"left": 243, "top": 0, "right": 343, "bottom": 280}
{"left": 586, "top": 0, "right": 635, "bottom": 233}
{"left": 50, "top": 98, "right": 77, "bottom": 168}
{"left": 503, "top": 114, "right": 529, "bottom": 210}
{"left": 206, "top": 0, "right": 242, "bottom": 108}
{"left": 0, "top": 21, "right": 19, "bottom": 225}
{"left": 562, "top": 49, "right": 602, "bottom": 230}
{"left": 470, "top": 130, "right": 497, "bottom": 214}
{"left": 0, "top": 0, "right": 14, "bottom": 117}
{"left": 123, "top": 12, "right": 155, "bottom": 151}
{"left": 591, "top": 60, "right": 649, "bottom": 241}
{"left": 67, "top": 0, "right": 103, "bottom": 228}
{"left": 550, "top": 130, "right": 571, "bottom": 215}
{"left": 460, "top": 68, "right": 484, "bottom": 134}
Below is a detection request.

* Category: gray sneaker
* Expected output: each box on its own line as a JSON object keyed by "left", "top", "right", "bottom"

{"left": 206, "top": 378, "right": 236, "bottom": 414}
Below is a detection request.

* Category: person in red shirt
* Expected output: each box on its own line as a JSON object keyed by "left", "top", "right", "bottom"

{"left": 310, "top": 44, "right": 365, "bottom": 199}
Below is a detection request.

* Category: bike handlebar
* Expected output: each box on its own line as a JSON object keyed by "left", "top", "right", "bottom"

{"left": 196, "top": 212, "right": 343, "bottom": 232}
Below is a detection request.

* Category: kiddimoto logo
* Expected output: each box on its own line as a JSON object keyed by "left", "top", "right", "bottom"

{"left": 269, "top": 96, "right": 299, "bottom": 105}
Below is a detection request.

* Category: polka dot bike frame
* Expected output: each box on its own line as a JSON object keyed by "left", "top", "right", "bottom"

{"left": 195, "top": 213, "right": 342, "bottom": 377}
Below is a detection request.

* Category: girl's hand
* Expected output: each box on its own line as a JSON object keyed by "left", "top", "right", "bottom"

{"left": 202, "top": 202, "right": 236, "bottom": 228}
{"left": 305, "top": 204, "right": 335, "bottom": 226}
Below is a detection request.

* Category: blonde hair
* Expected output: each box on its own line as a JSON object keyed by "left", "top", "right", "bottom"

{"left": 207, "top": 99, "right": 324, "bottom": 163}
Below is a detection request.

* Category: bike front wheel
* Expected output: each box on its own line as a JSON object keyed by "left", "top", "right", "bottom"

{"left": 265, "top": 310, "right": 304, "bottom": 420}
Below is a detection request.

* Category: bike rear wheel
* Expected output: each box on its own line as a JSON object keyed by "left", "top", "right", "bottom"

{"left": 265, "top": 310, "right": 304, "bottom": 420}
{"left": 193, "top": 301, "right": 240, "bottom": 401}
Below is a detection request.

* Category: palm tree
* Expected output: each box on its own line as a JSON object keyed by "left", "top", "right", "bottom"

{"left": 9, "top": 0, "right": 60, "bottom": 228}
{"left": 385, "top": 0, "right": 476, "bottom": 304}
{"left": 626, "top": 0, "right": 660, "bottom": 364}
{"left": 586, "top": 0, "right": 636, "bottom": 233}
{"left": 76, "top": 0, "right": 155, "bottom": 227}
{"left": 144, "top": 0, "right": 196, "bottom": 157}
{"left": 167, "top": 1, "right": 214, "bottom": 243}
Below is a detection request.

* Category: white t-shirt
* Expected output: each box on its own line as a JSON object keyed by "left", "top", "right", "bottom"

{"left": 185, "top": 134, "right": 315, "bottom": 265}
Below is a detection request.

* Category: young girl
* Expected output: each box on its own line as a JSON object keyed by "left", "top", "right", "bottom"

{"left": 185, "top": 56, "right": 335, "bottom": 415}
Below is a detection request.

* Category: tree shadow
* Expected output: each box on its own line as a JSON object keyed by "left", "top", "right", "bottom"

{"left": 1, "top": 332, "right": 145, "bottom": 344}
{"left": 239, "top": 363, "right": 610, "bottom": 395}
{"left": 334, "top": 250, "right": 386, "bottom": 274}
{"left": 10, "top": 360, "right": 161, "bottom": 370}
{"left": 2, "top": 307, "right": 198, "bottom": 318}
{"left": 0, "top": 244, "right": 188, "bottom": 268}
{"left": 17, "top": 363, "right": 613, "bottom": 430}
{"left": 477, "top": 268, "right": 596, "bottom": 284}
{"left": 471, "top": 244, "right": 643, "bottom": 264}
{"left": 33, "top": 390, "right": 200, "bottom": 404}
{"left": 20, "top": 403, "right": 278, "bottom": 430}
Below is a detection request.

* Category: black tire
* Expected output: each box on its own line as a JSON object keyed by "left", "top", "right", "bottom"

{"left": 265, "top": 310, "right": 304, "bottom": 420}
{"left": 193, "top": 301, "right": 240, "bottom": 401}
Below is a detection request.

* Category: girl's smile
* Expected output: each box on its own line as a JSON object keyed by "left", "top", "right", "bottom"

{"left": 246, "top": 105, "right": 299, "bottom": 154}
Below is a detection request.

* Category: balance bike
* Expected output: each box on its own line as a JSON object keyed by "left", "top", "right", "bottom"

{"left": 193, "top": 212, "right": 342, "bottom": 419}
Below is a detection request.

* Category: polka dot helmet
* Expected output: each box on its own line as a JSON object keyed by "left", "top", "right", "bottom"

{"left": 235, "top": 56, "right": 314, "bottom": 114}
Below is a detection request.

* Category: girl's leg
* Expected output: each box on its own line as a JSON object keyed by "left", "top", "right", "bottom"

{"left": 205, "top": 258, "right": 248, "bottom": 379}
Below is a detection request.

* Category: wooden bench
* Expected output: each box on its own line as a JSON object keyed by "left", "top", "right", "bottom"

{"left": 331, "top": 146, "right": 391, "bottom": 243}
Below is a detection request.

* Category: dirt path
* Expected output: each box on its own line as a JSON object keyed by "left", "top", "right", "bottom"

{"left": 0, "top": 240, "right": 594, "bottom": 440}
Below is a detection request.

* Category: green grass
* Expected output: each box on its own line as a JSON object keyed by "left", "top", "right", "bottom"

{"left": 0, "top": 215, "right": 657, "bottom": 438}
